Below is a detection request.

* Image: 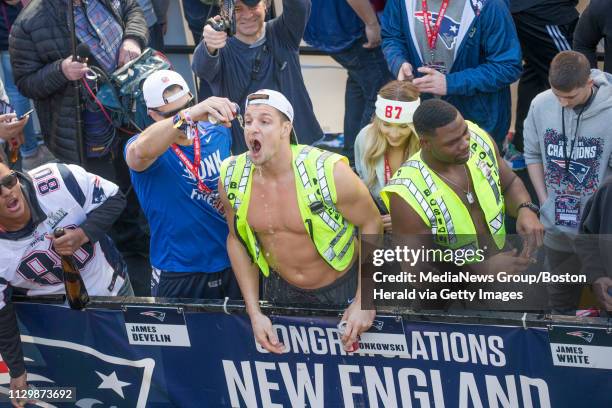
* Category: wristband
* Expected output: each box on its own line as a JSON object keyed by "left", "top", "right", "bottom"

{"left": 172, "top": 113, "right": 188, "bottom": 133}
{"left": 518, "top": 202, "right": 540, "bottom": 217}
{"left": 183, "top": 109, "right": 195, "bottom": 126}
{"left": 181, "top": 109, "right": 197, "bottom": 140}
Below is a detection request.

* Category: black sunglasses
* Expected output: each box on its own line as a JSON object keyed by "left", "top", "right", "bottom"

{"left": 0, "top": 171, "right": 18, "bottom": 191}
{"left": 152, "top": 97, "right": 196, "bottom": 119}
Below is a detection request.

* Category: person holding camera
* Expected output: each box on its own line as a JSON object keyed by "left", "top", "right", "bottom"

{"left": 9, "top": 0, "right": 150, "bottom": 291}
{"left": 125, "top": 70, "right": 240, "bottom": 299}
{"left": 381, "top": 0, "right": 522, "bottom": 147}
{"left": 192, "top": 0, "right": 324, "bottom": 153}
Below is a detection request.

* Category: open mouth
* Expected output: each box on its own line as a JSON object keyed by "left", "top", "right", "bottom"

{"left": 250, "top": 139, "right": 262, "bottom": 154}
{"left": 6, "top": 197, "right": 19, "bottom": 212}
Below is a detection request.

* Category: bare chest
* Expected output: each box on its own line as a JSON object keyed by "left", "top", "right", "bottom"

{"left": 444, "top": 172, "right": 490, "bottom": 237}
{"left": 247, "top": 176, "right": 305, "bottom": 235}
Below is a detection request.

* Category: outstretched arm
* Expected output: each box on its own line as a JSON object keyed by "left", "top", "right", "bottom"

{"left": 218, "top": 177, "right": 285, "bottom": 354}
{"left": 334, "top": 160, "right": 382, "bottom": 351}
{"left": 127, "top": 96, "right": 236, "bottom": 172}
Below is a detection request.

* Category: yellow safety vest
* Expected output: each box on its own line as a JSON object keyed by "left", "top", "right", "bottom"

{"left": 219, "top": 144, "right": 356, "bottom": 277}
{"left": 381, "top": 121, "right": 506, "bottom": 250}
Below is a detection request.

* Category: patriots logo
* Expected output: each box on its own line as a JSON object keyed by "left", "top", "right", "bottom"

{"left": 140, "top": 310, "right": 166, "bottom": 322}
{"left": 371, "top": 320, "right": 385, "bottom": 331}
{"left": 566, "top": 330, "right": 594, "bottom": 343}
{"left": 1, "top": 336, "right": 155, "bottom": 407}
{"left": 414, "top": 11, "right": 461, "bottom": 50}
{"left": 550, "top": 160, "right": 590, "bottom": 183}
{"left": 91, "top": 177, "right": 107, "bottom": 205}
{"left": 470, "top": 0, "right": 487, "bottom": 15}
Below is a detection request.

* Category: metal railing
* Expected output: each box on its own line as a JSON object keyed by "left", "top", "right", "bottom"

{"left": 13, "top": 294, "right": 612, "bottom": 330}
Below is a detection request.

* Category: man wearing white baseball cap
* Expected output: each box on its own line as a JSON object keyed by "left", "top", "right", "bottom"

{"left": 219, "top": 89, "right": 382, "bottom": 354}
{"left": 125, "top": 70, "right": 241, "bottom": 299}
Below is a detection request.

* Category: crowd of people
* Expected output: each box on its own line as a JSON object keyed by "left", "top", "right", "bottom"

{"left": 0, "top": 0, "right": 611, "bottom": 405}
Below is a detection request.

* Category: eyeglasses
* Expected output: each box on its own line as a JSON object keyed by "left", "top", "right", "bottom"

{"left": 152, "top": 97, "right": 196, "bottom": 119}
{"left": 0, "top": 171, "right": 18, "bottom": 192}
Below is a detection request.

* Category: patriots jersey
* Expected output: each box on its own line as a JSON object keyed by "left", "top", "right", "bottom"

{"left": 0, "top": 163, "right": 127, "bottom": 309}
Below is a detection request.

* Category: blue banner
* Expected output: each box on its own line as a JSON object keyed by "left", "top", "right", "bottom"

{"left": 2, "top": 302, "right": 609, "bottom": 407}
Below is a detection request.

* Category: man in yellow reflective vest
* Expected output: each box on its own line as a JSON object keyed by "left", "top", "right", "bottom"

{"left": 382, "top": 99, "right": 544, "bottom": 272}
{"left": 219, "top": 90, "right": 383, "bottom": 353}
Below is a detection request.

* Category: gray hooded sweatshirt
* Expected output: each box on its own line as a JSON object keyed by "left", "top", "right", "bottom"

{"left": 524, "top": 69, "right": 612, "bottom": 252}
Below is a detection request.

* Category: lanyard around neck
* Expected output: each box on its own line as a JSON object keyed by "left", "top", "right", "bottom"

{"left": 170, "top": 127, "right": 214, "bottom": 195}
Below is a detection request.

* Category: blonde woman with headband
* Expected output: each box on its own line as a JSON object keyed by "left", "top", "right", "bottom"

{"left": 354, "top": 80, "right": 421, "bottom": 233}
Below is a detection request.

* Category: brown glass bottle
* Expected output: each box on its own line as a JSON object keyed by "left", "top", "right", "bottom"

{"left": 54, "top": 228, "right": 90, "bottom": 310}
{"left": 9, "top": 140, "right": 18, "bottom": 164}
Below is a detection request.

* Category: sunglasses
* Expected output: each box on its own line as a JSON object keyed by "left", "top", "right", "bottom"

{"left": 0, "top": 171, "right": 18, "bottom": 192}
{"left": 152, "top": 97, "right": 196, "bottom": 119}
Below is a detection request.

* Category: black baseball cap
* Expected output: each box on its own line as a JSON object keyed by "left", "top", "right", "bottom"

{"left": 241, "top": 0, "right": 263, "bottom": 6}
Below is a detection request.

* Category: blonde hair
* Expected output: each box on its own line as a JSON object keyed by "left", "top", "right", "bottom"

{"left": 363, "top": 81, "right": 421, "bottom": 189}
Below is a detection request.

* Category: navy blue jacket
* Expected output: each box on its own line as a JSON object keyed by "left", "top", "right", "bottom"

{"left": 381, "top": 0, "right": 522, "bottom": 143}
{"left": 0, "top": 2, "right": 21, "bottom": 51}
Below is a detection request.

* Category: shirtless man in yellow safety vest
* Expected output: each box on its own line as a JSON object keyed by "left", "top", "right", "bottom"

{"left": 218, "top": 90, "right": 383, "bottom": 353}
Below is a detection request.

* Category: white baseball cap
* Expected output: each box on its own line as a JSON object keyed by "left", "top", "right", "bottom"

{"left": 142, "top": 70, "right": 191, "bottom": 109}
{"left": 245, "top": 89, "right": 298, "bottom": 144}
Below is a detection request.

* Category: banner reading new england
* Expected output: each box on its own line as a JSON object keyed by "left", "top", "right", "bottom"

{"left": 4, "top": 303, "right": 609, "bottom": 407}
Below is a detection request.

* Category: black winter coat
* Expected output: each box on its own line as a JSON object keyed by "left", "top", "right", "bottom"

{"left": 0, "top": 2, "right": 22, "bottom": 51}
{"left": 9, "top": 0, "right": 148, "bottom": 164}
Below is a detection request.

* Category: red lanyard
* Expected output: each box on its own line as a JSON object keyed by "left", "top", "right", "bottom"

{"left": 421, "top": 0, "right": 449, "bottom": 50}
{"left": 170, "top": 128, "right": 213, "bottom": 194}
{"left": 384, "top": 155, "right": 392, "bottom": 184}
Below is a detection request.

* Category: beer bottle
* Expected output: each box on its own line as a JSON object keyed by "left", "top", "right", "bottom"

{"left": 9, "top": 140, "right": 18, "bottom": 164}
{"left": 53, "top": 228, "right": 90, "bottom": 310}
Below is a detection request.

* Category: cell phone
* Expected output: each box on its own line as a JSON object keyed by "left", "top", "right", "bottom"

{"left": 17, "top": 109, "right": 34, "bottom": 120}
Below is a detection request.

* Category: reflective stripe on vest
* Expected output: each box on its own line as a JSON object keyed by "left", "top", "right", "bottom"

{"left": 291, "top": 145, "right": 355, "bottom": 266}
{"left": 381, "top": 121, "right": 505, "bottom": 250}
{"left": 295, "top": 146, "right": 341, "bottom": 231}
{"left": 219, "top": 145, "right": 355, "bottom": 276}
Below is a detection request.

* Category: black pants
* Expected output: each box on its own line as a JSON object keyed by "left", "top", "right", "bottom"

{"left": 545, "top": 246, "right": 584, "bottom": 314}
{"left": 85, "top": 135, "right": 150, "bottom": 295}
{"left": 263, "top": 263, "right": 358, "bottom": 307}
{"left": 151, "top": 267, "right": 241, "bottom": 300}
{"left": 147, "top": 23, "right": 165, "bottom": 53}
{"left": 181, "top": 0, "right": 218, "bottom": 101}
{"left": 512, "top": 14, "right": 577, "bottom": 153}
{"left": 330, "top": 38, "right": 393, "bottom": 165}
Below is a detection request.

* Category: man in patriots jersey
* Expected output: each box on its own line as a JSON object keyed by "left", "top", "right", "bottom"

{"left": 0, "top": 157, "right": 131, "bottom": 406}
{"left": 125, "top": 70, "right": 240, "bottom": 300}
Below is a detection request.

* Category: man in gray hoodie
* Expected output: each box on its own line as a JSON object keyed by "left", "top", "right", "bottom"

{"left": 524, "top": 51, "right": 612, "bottom": 314}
